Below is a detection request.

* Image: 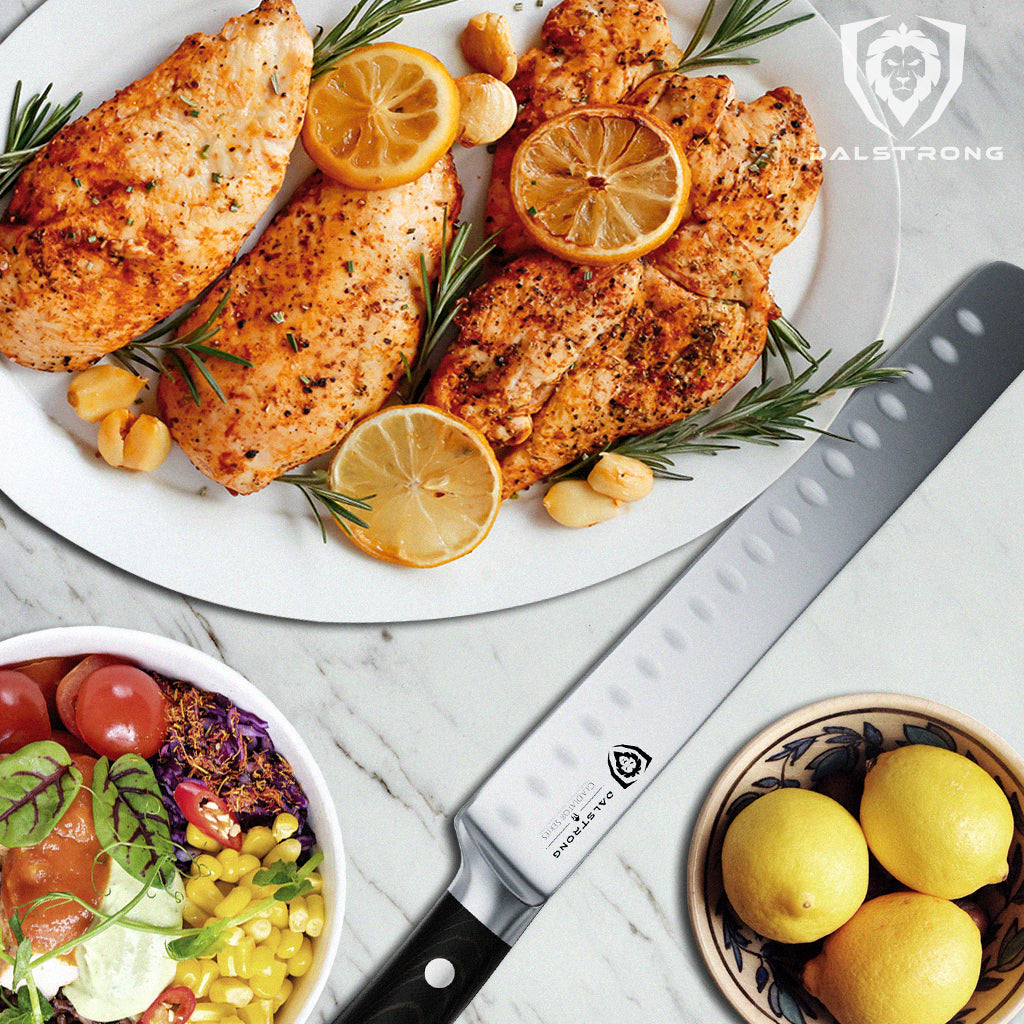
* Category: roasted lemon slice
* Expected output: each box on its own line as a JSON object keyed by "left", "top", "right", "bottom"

{"left": 302, "top": 42, "right": 460, "bottom": 190}
{"left": 510, "top": 105, "right": 690, "bottom": 265}
{"left": 328, "top": 405, "right": 501, "bottom": 567}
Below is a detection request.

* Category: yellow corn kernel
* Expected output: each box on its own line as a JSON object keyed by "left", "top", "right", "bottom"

{"left": 287, "top": 937, "right": 313, "bottom": 978}
{"left": 181, "top": 899, "right": 210, "bottom": 928}
{"left": 215, "top": 884, "right": 255, "bottom": 920}
{"left": 287, "top": 895, "right": 308, "bottom": 934}
{"left": 304, "top": 893, "right": 325, "bottom": 938}
{"left": 266, "top": 902, "right": 289, "bottom": 929}
{"left": 270, "top": 979, "right": 293, "bottom": 1014}
{"left": 67, "top": 364, "right": 146, "bottom": 423}
{"left": 262, "top": 838, "right": 301, "bottom": 866}
{"left": 187, "top": 822, "right": 223, "bottom": 852}
{"left": 239, "top": 869, "right": 277, "bottom": 900}
{"left": 193, "top": 853, "right": 224, "bottom": 881}
{"left": 175, "top": 958, "right": 220, "bottom": 999}
{"left": 238, "top": 999, "right": 274, "bottom": 1024}
{"left": 222, "top": 1016, "right": 245, "bottom": 1024}
{"left": 304, "top": 871, "right": 323, "bottom": 894}
{"left": 272, "top": 813, "right": 299, "bottom": 841}
{"left": 275, "top": 928, "right": 302, "bottom": 961}
{"left": 191, "top": 1002, "right": 235, "bottom": 1024}
{"left": 216, "top": 848, "right": 243, "bottom": 883}
{"left": 241, "top": 826, "right": 277, "bottom": 859}
{"left": 249, "top": 954, "right": 288, "bottom": 1001}
{"left": 243, "top": 916, "right": 273, "bottom": 943}
{"left": 186, "top": 875, "right": 226, "bottom": 916}
{"left": 209, "top": 978, "right": 254, "bottom": 1008}
{"left": 262, "top": 927, "right": 282, "bottom": 956}
{"left": 217, "top": 932, "right": 256, "bottom": 979}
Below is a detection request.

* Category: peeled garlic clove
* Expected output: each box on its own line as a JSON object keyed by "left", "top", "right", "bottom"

{"left": 543, "top": 479, "right": 622, "bottom": 528}
{"left": 587, "top": 452, "right": 655, "bottom": 502}
{"left": 460, "top": 12, "right": 518, "bottom": 84}
{"left": 122, "top": 414, "right": 173, "bottom": 471}
{"left": 97, "top": 408, "right": 133, "bottom": 467}
{"left": 67, "top": 364, "right": 146, "bottom": 423}
{"left": 455, "top": 73, "right": 517, "bottom": 148}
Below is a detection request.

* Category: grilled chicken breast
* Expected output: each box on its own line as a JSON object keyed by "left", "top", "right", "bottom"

{"left": 158, "top": 157, "right": 462, "bottom": 495}
{"left": 428, "top": 0, "right": 821, "bottom": 495}
{"left": 0, "top": 0, "right": 312, "bottom": 372}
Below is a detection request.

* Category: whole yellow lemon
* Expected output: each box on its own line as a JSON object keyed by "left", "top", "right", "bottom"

{"left": 720, "top": 787, "right": 869, "bottom": 943}
{"left": 859, "top": 744, "right": 1013, "bottom": 899}
{"left": 802, "top": 890, "right": 982, "bottom": 1024}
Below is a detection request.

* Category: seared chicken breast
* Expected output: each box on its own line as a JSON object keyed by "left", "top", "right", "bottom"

{"left": 158, "top": 157, "right": 462, "bottom": 495}
{"left": 428, "top": 0, "right": 822, "bottom": 495}
{"left": 0, "top": 0, "right": 312, "bottom": 371}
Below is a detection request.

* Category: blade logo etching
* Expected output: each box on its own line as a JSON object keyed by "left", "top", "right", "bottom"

{"left": 608, "top": 744, "right": 651, "bottom": 788}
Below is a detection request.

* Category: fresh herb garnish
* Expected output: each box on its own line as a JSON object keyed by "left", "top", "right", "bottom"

{"left": 763, "top": 312, "right": 817, "bottom": 382}
{"left": 278, "top": 471, "right": 372, "bottom": 543}
{"left": 0, "top": 81, "right": 81, "bottom": 201}
{"left": 663, "top": 0, "right": 814, "bottom": 75}
{"left": 402, "top": 218, "right": 501, "bottom": 403}
{"left": 112, "top": 287, "right": 252, "bottom": 405}
{"left": 0, "top": 741, "right": 83, "bottom": 848}
{"left": 555, "top": 339, "right": 904, "bottom": 481}
{"left": 311, "top": 0, "right": 462, "bottom": 78}
{"left": 92, "top": 755, "right": 176, "bottom": 889}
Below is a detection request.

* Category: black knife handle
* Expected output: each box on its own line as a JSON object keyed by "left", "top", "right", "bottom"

{"left": 332, "top": 892, "right": 510, "bottom": 1024}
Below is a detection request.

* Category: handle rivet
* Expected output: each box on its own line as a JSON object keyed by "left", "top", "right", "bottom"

{"left": 424, "top": 957, "right": 456, "bottom": 989}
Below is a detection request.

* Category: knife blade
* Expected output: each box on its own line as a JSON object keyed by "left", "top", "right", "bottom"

{"left": 334, "top": 261, "right": 1024, "bottom": 1024}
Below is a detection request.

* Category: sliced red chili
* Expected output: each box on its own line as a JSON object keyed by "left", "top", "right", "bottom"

{"left": 141, "top": 985, "right": 196, "bottom": 1024}
{"left": 173, "top": 779, "right": 243, "bottom": 850}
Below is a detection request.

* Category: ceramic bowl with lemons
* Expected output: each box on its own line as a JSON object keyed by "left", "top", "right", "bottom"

{"left": 0, "top": 625, "right": 344, "bottom": 1024}
{"left": 687, "top": 693, "right": 1024, "bottom": 1024}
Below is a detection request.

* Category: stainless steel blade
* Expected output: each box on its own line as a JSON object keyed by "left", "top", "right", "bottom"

{"left": 454, "top": 261, "right": 1024, "bottom": 923}
{"left": 334, "top": 263, "right": 1024, "bottom": 1024}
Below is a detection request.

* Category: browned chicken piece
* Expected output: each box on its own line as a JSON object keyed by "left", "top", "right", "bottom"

{"left": 426, "top": 255, "right": 644, "bottom": 448}
{"left": 485, "top": 0, "right": 683, "bottom": 259}
{"left": 158, "top": 156, "right": 462, "bottom": 495}
{"left": 0, "top": 0, "right": 312, "bottom": 372}
{"left": 685, "top": 86, "right": 823, "bottom": 264}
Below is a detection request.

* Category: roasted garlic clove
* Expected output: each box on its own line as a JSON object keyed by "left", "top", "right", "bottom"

{"left": 587, "top": 452, "right": 655, "bottom": 502}
{"left": 455, "top": 73, "right": 517, "bottom": 148}
{"left": 67, "top": 364, "right": 146, "bottom": 423}
{"left": 97, "top": 409, "right": 172, "bottom": 471}
{"left": 460, "top": 12, "right": 518, "bottom": 83}
{"left": 543, "top": 479, "right": 622, "bottom": 528}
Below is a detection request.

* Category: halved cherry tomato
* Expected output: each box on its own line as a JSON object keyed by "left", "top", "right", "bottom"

{"left": 0, "top": 669, "right": 51, "bottom": 753}
{"left": 75, "top": 663, "right": 168, "bottom": 758}
{"left": 141, "top": 985, "right": 196, "bottom": 1024}
{"left": 55, "top": 654, "right": 120, "bottom": 739}
{"left": 174, "top": 780, "right": 243, "bottom": 850}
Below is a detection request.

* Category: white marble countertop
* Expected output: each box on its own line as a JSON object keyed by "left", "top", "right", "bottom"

{"left": 1, "top": 1, "right": 1023, "bottom": 1022}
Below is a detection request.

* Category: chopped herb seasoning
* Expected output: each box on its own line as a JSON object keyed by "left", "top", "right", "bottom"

{"left": 72, "top": 176, "right": 82, "bottom": 187}
{"left": 286, "top": 332, "right": 299, "bottom": 351}
{"left": 146, "top": 179, "right": 158, "bottom": 192}
{"left": 126, "top": 218, "right": 133, "bottom": 226}
{"left": 299, "top": 374, "right": 311, "bottom": 385}
{"left": 527, "top": 206, "right": 537, "bottom": 216}
{"left": 270, "top": 72, "right": 281, "bottom": 95}
{"left": 583, "top": 269, "right": 593, "bottom": 280}
{"left": 345, "top": 260, "right": 355, "bottom": 274}
{"left": 125, "top": 184, "right": 134, "bottom": 193}
{"left": 230, "top": 200, "right": 240, "bottom": 211}
{"left": 87, "top": 234, "right": 97, "bottom": 243}
{"left": 199, "top": 144, "right": 210, "bottom": 158}
{"left": 270, "top": 311, "right": 285, "bottom": 323}
{"left": 212, "top": 172, "right": 222, "bottom": 183}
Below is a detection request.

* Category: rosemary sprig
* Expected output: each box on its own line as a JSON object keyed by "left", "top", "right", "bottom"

{"left": 311, "top": 0, "right": 461, "bottom": 79}
{"left": 763, "top": 312, "right": 817, "bottom": 382}
{"left": 0, "top": 81, "right": 81, "bottom": 200}
{"left": 667, "top": 0, "right": 814, "bottom": 75}
{"left": 558, "top": 339, "right": 904, "bottom": 481}
{"left": 112, "top": 288, "right": 252, "bottom": 405}
{"left": 279, "top": 470, "right": 372, "bottom": 543}
{"left": 402, "top": 219, "right": 501, "bottom": 402}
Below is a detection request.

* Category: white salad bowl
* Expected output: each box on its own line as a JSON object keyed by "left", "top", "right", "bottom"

{"left": 0, "top": 624, "right": 345, "bottom": 1024}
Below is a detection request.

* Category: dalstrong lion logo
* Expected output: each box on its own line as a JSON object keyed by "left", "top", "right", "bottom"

{"left": 840, "top": 16, "right": 966, "bottom": 139}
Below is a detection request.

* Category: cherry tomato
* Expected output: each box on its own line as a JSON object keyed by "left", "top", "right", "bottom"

{"left": 55, "top": 654, "right": 119, "bottom": 739}
{"left": 173, "top": 780, "right": 243, "bottom": 850}
{"left": 0, "top": 669, "right": 51, "bottom": 753}
{"left": 74, "top": 664, "right": 168, "bottom": 758}
{"left": 141, "top": 985, "right": 196, "bottom": 1024}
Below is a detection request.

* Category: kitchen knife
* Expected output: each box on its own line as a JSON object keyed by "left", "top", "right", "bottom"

{"left": 334, "top": 261, "right": 1024, "bottom": 1024}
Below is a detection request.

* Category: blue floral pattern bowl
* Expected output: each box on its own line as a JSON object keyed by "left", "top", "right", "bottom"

{"left": 687, "top": 694, "right": 1024, "bottom": 1024}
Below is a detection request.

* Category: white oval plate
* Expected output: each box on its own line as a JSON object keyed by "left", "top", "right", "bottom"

{"left": 0, "top": 0, "right": 898, "bottom": 621}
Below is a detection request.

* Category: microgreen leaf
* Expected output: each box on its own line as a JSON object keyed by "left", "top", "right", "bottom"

{"left": 166, "top": 918, "right": 232, "bottom": 961}
{"left": 0, "top": 741, "right": 82, "bottom": 848}
{"left": 0, "top": 979, "right": 53, "bottom": 1024}
{"left": 92, "top": 755, "right": 175, "bottom": 889}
